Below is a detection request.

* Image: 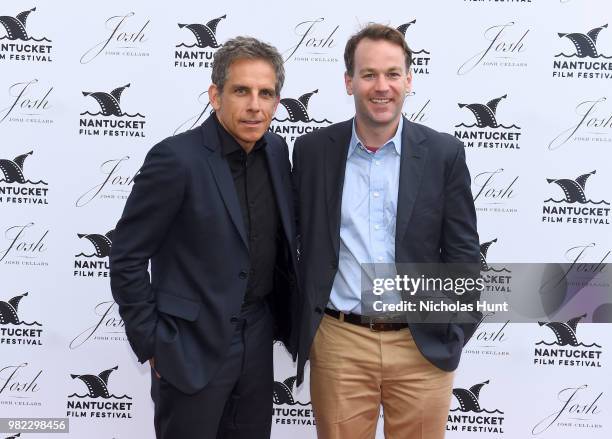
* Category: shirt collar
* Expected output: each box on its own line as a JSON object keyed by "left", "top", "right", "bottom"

{"left": 348, "top": 117, "right": 403, "bottom": 158}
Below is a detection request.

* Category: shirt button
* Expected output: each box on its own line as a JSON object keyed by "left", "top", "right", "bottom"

{"left": 373, "top": 192, "right": 380, "bottom": 198}
{"left": 375, "top": 161, "right": 381, "bottom": 166}
{"left": 374, "top": 224, "right": 380, "bottom": 230}
{"left": 377, "top": 257, "right": 384, "bottom": 262}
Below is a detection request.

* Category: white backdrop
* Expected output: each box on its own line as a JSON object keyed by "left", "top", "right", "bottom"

{"left": 1, "top": 0, "right": 611, "bottom": 438}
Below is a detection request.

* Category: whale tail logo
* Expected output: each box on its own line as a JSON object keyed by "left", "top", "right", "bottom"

{"left": 0, "top": 292, "right": 28, "bottom": 325}
{"left": 71, "top": 365, "right": 118, "bottom": 398}
{"left": 558, "top": 24, "right": 608, "bottom": 58}
{"left": 538, "top": 314, "right": 587, "bottom": 346}
{"left": 77, "top": 230, "right": 114, "bottom": 258}
{"left": 0, "top": 7, "right": 36, "bottom": 41}
{"left": 82, "top": 84, "right": 131, "bottom": 116}
{"left": 178, "top": 14, "right": 226, "bottom": 49}
{"left": 0, "top": 151, "right": 33, "bottom": 183}
{"left": 452, "top": 380, "right": 490, "bottom": 412}
{"left": 479, "top": 238, "right": 497, "bottom": 271}
{"left": 458, "top": 94, "right": 507, "bottom": 128}
{"left": 279, "top": 89, "right": 319, "bottom": 122}
{"left": 396, "top": 19, "right": 417, "bottom": 37}
{"left": 546, "top": 170, "right": 596, "bottom": 204}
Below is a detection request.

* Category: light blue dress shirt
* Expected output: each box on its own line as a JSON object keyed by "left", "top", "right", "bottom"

{"left": 328, "top": 118, "right": 403, "bottom": 314}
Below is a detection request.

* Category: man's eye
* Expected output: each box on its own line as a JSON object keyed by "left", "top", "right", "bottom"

{"left": 363, "top": 73, "right": 375, "bottom": 79}
{"left": 235, "top": 88, "right": 247, "bottom": 94}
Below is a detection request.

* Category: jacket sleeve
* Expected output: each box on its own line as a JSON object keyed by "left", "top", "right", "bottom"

{"left": 441, "top": 141, "right": 481, "bottom": 345}
{"left": 109, "top": 141, "right": 186, "bottom": 362}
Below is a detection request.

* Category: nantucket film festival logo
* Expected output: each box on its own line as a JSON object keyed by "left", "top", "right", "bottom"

{"left": 0, "top": 222, "right": 49, "bottom": 267}
{"left": 472, "top": 168, "right": 519, "bottom": 214}
{"left": 80, "top": 12, "right": 149, "bottom": 64}
{"left": 532, "top": 385, "right": 604, "bottom": 435}
{"left": 548, "top": 96, "right": 612, "bottom": 150}
{"left": 272, "top": 375, "right": 315, "bottom": 426}
{"left": 0, "top": 79, "right": 53, "bottom": 127}
{"left": 79, "top": 83, "right": 146, "bottom": 139}
{"left": 75, "top": 156, "right": 135, "bottom": 207}
{"left": 69, "top": 300, "right": 126, "bottom": 350}
{"left": 282, "top": 18, "right": 340, "bottom": 63}
{"left": 174, "top": 14, "right": 226, "bottom": 69}
{"left": 454, "top": 94, "right": 521, "bottom": 150}
{"left": 447, "top": 380, "right": 505, "bottom": 434}
{"left": 0, "top": 6, "right": 52, "bottom": 63}
{"left": 542, "top": 170, "right": 610, "bottom": 225}
{"left": 73, "top": 229, "right": 113, "bottom": 278}
{"left": 0, "top": 362, "right": 43, "bottom": 408}
{"left": 268, "top": 89, "right": 332, "bottom": 146}
{"left": 480, "top": 238, "right": 512, "bottom": 294}
{"left": 552, "top": 23, "right": 612, "bottom": 80}
{"left": 174, "top": 89, "right": 214, "bottom": 135}
{"left": 396, "top": 20, "right": 430, "bottom": 75}
{"left": 66, "top": 365, "right": 133, "bottom": 420}
{"left": 533, "top": 314, "right": 603, "bottom": 369}
{"left": 0, "top": 292, "right": 42, "bottom": 347}
{"left": 458, "top": 21, "right": 529, "bottom": 75}
{"left": 0, "top": 151, "right": 48, "bottom": 206}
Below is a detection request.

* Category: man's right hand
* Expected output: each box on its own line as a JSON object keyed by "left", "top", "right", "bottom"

{"left": 149, "top": 358, "right": 161, "bottom": 379}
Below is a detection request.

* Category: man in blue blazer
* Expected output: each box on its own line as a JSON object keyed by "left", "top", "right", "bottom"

{"left": 293, "top": 24, "right": 480, "bottom": 438}
{"left": 110, "top": 37, "right": 298, "bottom": 439}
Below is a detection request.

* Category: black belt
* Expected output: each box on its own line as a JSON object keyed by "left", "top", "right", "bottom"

{"left": 324, "top": 308, "right": 408, "bottom": 332}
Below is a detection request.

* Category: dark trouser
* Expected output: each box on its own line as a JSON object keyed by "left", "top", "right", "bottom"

{"left": 151, "top": 301, "right": 274, "bottom": 439}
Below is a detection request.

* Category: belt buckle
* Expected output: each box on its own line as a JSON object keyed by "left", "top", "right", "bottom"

{"left": 369, "top": 317, "right": 387, "bottom": 332}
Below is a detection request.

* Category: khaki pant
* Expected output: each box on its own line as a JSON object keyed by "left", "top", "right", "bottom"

{"left": 310, "top": 314, "right": 454, "bottom": 439}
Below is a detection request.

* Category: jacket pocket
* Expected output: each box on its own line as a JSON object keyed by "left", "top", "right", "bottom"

{"left": 156, "top": 292, "right": 201, "bottom": 321}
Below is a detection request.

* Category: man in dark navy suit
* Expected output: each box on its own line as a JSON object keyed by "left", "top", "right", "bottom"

{"left": 110, "top": 37, "right": 298, "bottom": 439}
{"left": 293, "top": 24, "right": 480, "bottom": 438}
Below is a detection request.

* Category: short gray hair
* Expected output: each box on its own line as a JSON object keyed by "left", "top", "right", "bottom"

{"left": 211, "top": 36, "right": 285, "bottom": 96}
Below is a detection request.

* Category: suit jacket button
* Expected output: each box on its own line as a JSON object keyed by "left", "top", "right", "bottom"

{"left": 239, "top": 271, "right": 248, "bottom": 279}
{"left": 330, "top": 262, "right": 338, "bottom": 269}
{"left": 230, "top": 316, "right": 239, "bottom": 323}
{"left": 315, "top": 306, "right": 323, "bottom": 314}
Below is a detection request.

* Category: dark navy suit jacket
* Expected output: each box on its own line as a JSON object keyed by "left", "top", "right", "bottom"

{"left": 292, "top": 117, "right": 480, "bottom": 384}
{"left": 110, "top": 115, "right": 298, "bottom": 394}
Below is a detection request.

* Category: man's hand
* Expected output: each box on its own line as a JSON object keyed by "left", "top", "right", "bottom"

{"left": 149, "top": 357, "right": 161, "bottom": 379}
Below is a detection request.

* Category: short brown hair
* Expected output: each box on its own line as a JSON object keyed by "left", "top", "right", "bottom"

{"left": 344, "top": 24, "right": 413, "bottom": 76}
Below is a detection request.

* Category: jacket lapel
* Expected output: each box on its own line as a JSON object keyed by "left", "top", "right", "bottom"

{"left": 201, "top": 117, "right": 249, "bottom": 249}
{"left": 264, "top": 141, "right": 293, "bottom": 247}
{"left": 325, "top": 120, "right": 353, "bottom": 257}
{"left": 395, "top": 119, "right": 428, "bottom": 247}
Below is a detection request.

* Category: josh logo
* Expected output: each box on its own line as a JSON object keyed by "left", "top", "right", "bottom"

{"left": 0, "top": 362, "right": 43, "bottom": 408}
{"left": 0, "top": 293, "right": 42, "bottom": 347}
{"left": 396, "top": 20, "right": 430, "bottom": 75}
{"left": 532, "top": 385, "right": 603, "bottom": 435}
{"left": 447, "top": 380, "right": 505, "bottom": 434}
{"left": 465, "top": 312, "right": 510, "bottom": 358}
{"left": 79, "top": 83, "right": 146, "bottom": 139}
{"left": 458, "top": 21, "right": 529, "bottom": 75}
{"left": 549, "top": 97, "right": 612, "bottom": 150}
{"left": 553, "top": 24, "right": 612, "bottom": 80}
{"left": 402, "top": 91, "right": 430, "bottom": 123}
{"left": 76, "top": 156, "right": 135, "bottom": 207}
{"left": 73, "top": 230, "right": 113, "bottom": 278}
{"left": 0, "top": 223, "right": 49, "bottom": 267}
{"left": 69, "top": 301, "right": 126, "bottom": 349}
{"left": 480, "top": 239, "right": 512, "bottom": 294}
{"left": 282, "top": 18, "right": 339, "bottom": 63}
{"left": 269, "top": 89, "right": 332, "bottom": 147}
{"left": 534, "top": 314, "right": 603, "bottom": 368}
{"left": 80, "top": 12, "right": 149, "bottom": 64}
{"left": 66, "top": 366, "right": 133, "bottom": 419}
{"left": 174, "top": 14, "right": 225, "bottom": 69}
{"left": 472, "top": 168, "right": 519, "bottom": 214}
{"left": 272, "top": 376, "right": 314, "bottom": 426}
{"left": 0, "top": 79, "right": 53, "bottom": 126}
{"left": 0, "top": 151, "right": 48, "bottom": 205}
{"left": 174, "top": 89, "right": 213, "bottom": 134}
{"left": 542, "top": 170, "right": 610, "bottom": 225}
{"left": 0, "top": 7, "right": 53, "bottom": 63}
{"left": 454, "top": 94, "right": 521, "bottom": 150}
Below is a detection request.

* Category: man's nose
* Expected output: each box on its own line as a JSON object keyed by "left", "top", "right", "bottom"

{"left": 246, "top": 91, "right": 262, "bottom": 111}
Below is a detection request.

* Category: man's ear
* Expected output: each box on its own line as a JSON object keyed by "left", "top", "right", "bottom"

{"left": 344, "top": 72, "right": 353, "bottom": 96}
{"left": 208, "top": 83, "right": 221, "bottom": 111}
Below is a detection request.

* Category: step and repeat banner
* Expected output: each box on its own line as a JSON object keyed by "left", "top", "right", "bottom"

{"left": 1, "top": 0, "right": 611, "bottom": 438}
